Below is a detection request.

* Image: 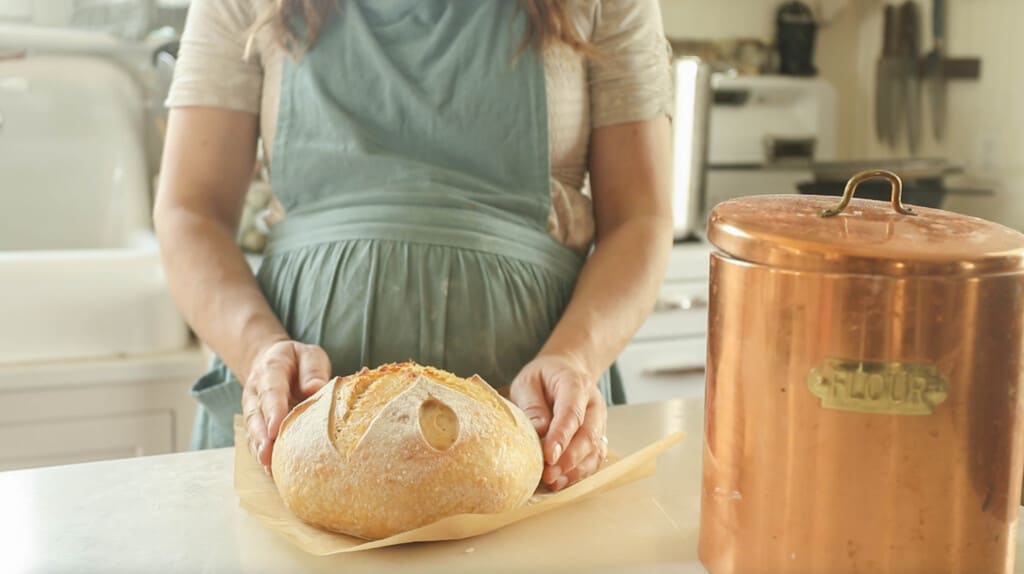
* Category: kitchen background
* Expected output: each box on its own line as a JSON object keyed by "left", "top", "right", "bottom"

{"left": 0, "top": 0, "right": 1015, "bottom": 471}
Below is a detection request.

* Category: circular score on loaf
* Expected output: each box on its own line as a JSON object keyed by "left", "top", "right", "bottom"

{"left": 270, "top": 362, "right": 544, "bottom": 540}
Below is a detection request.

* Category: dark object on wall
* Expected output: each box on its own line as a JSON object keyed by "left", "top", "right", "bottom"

{"left": 776, "top": 1, "right": 818, "bottom": 76}
{"left": 797, "top": 178, "right": 946, "bottom": 209}
{"left": 797, "top": 158, "right": 959, "bottom": 209}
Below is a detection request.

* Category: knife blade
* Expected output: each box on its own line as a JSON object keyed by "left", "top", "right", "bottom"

{"left": 876, "top": 4, "right": 900, "bottom": 146}
{"left": 925, "top": 0, "right": 947, "bottom": 140}
{"left": 899, "top": 1, "right": 922, "bottom": 155}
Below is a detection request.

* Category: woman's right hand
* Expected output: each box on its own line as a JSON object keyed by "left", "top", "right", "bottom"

{"left": 241, "top": 340, "right": 332, "bottom": 474}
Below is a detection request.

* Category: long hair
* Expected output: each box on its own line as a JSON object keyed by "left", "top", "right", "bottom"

{"left": 256, "top": 0, "right": 592, "bottom": 55}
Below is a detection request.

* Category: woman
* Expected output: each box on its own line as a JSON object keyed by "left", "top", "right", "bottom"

{"left": 155, "top": 0, "right": 674, "bottom": 492}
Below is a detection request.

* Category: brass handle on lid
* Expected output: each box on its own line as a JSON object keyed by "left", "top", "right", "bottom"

{"left": 819, "top": 170, "right": 917, "bottom": 218}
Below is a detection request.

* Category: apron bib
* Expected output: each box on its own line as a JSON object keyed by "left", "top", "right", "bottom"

{"left": 189, "top": 0, "right": 618, "bottom": 449}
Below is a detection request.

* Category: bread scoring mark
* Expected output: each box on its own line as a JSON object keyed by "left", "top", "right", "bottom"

{"left": 279, "top": 378, "right": 331, "bottom": 440}
{"left": 467, "top": 374, "right": 519, "bottom": 426}
{"left": 334, "top": 364, "right": 422, "bottom": 455}
{"left": 349, "top": 374, "right": 467, "bottom": 457}
{"left": 416, "top": 367, "right": 517, "bottom": 427}
{"left": 326, "top": 377, "right": 343, "bottom": 456}
{"left": 340, "top": 366, "right": 375, "bottom": 425}
{"left": 418, "top": 396, "right": 460, "bottom": 451}
{"left": 330, "top": 362, "right": 529, "bottom": 459}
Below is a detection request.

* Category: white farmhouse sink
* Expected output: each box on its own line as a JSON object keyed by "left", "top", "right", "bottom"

{"left": 0, "top": 53, "right": 191, "bottom": 363}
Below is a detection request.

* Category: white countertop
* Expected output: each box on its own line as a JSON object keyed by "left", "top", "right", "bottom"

{"left": 1, "top": 398, "right": 1021, "bottom": 574}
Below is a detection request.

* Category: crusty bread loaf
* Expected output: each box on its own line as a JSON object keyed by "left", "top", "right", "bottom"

{"left": 270, "top": 362, "right": 544, "bottom": 540}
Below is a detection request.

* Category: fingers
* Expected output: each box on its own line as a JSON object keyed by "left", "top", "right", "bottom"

{"left": 254, "top": 360, "right": 292, "bottom": 445}
{"left": 543, "top": 372, "right": 590, "bottom": 466}
{"left": 562, "top": 445, "right": 606, "bottom": 487}
{"left": 546, "top": 391, "right": 606, "bottom": 482}
{"left": 543, "top": 412, "right": 596, "bottom": 486}
{"left": 242, "top": 383, "right": 270, "bottom": 472}
{"left": 509, "top": 372, "right": 553, "bottom": 437}
{"left": 546, "top": 387, "right": 607, "bottom": 490}
{"left": 243, "top": 341, "right": 332, "bottom": 473}
{"left": 297, "top": 344, "right": 332, "bottom": 397}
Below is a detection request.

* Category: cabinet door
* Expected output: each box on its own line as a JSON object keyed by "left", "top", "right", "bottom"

{"left": 0, "top": 412, "right": 174, "bottom": 472}
{"left": 617, "top": 338, "right": 707, "bottom": 405}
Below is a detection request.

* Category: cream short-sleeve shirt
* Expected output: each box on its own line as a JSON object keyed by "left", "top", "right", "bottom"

{"left": 167, "top": 0, "right": 674, "bottom": 253}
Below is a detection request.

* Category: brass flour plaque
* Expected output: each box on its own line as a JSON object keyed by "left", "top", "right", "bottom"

{"left": 807, "top": 358, "right": 949, "bottom": 415}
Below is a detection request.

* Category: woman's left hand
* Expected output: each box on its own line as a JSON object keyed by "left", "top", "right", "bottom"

{"left": 510, "top": 354, "right": 608, "bottom": 492}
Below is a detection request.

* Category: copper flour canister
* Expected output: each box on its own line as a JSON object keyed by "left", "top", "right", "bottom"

{"left": 698, "top": 170, "right": 1024, "bottom": 574}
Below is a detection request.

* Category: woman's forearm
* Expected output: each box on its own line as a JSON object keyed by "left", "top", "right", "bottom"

{"left": 539, "top": 214, "right": 673, "bottom": 381}
{"left": 546, "top": 114, "right": 674, "bottom": 385}
{"left": 155, "top": 107, "right": 286, "bottom": 384}
{"left": 156, "top": 207, "right": 289, "bottom": 383}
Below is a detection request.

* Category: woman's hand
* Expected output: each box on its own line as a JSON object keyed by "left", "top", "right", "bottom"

{"left": 510, "top": 354, "right": 608, "bottom": 492}
{"left": 242, "top": 340, "right": 332, "bottom": 474}
{"left": 506, "top": 118, "right": 672, "bottom": 491}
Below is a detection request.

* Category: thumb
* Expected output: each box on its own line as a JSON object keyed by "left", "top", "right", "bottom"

{"left": 510, "top": 372, "right": 552, "bottom": 437}
{"left": 297, "top": 344, "right": 332, "bottom": 396}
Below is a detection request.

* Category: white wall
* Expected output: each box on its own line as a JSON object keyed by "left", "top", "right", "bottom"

{"left": 660, "top": 0, "right": 852, "bottom": 40}
{"left": 660, "top": 0, "right": 780, "bottom": 40}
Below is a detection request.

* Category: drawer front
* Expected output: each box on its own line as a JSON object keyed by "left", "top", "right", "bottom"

{"left": 617, "top": 338, "right": 707, "bottom": 405}
{"left": 0, "top": 412, "right": 174, "bottom": 472}
{"left": 634, "top": 280, "right": 710, "bottom": 341}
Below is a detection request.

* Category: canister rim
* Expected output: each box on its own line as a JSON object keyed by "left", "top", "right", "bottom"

{"left": 707, "top": 195, "right": 1024, "bottom": 276}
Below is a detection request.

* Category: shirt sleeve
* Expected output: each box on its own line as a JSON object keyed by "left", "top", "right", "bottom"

{"left": 588, "top": 0, "right": 674, "bottom": 128}
{"left": 164, "top": 0, "right": 263, "bottom": 114}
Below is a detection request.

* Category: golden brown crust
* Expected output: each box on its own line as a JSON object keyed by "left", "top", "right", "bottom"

{"left": 271, "top": 362, "right": 544, "bottom": 540}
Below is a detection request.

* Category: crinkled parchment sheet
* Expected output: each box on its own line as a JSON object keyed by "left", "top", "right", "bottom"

{"left": 233, "top": 415, "right": 684, "bottom": 555}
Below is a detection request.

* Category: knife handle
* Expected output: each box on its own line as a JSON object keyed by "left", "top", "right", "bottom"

{"left": 883, "top": 4, "right": 897, "bottom": 56}
{"left": 900, "top": 1, "right": 920, "bottom": 59}
{"left": 933, "top": 0, "right": 944, "bottom": 43}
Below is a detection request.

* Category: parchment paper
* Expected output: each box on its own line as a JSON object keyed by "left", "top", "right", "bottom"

{"left": 232, "top": 415, "right": 684, "bottom": 555}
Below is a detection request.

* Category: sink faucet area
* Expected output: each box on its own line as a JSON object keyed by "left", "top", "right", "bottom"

{"left": 0, "top": 53, "right": 190, "bottom": 362}
{"left": 0, "top": 24, "right": 204, "bottom": 471}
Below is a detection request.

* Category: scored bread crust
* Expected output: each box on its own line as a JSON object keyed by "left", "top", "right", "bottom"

{"left": 270, "top": 362, "right": 544, "bottom": 540}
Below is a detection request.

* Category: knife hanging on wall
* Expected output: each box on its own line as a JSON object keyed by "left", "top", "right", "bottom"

{"left": 875, "top": 4, "right": 898, "bottom": 146}
{"left": 885, "top": 3, "right": 906, "bottom": 149}
{"left": 899, "top": 0, "right": 922, "bottom": 156}
{"left": 925, "top": 0, "right": 947, "bottom": 140}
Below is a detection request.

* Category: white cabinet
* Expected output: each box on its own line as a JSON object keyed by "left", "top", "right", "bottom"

{"left": 618, "top": 338, "right": 706, "bottom": 405}
{"left": 620, "top": 242, "right": 712, "bottom": 405}
{"left": 0, "top": 349, "right": 206, "bottom": 471}
{"left": 0, "top": 412, "right": 174, "bottom": 471}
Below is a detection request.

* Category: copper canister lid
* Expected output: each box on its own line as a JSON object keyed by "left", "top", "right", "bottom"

{"left": 707, "top": 170, "right": 1024, "bottom": 276}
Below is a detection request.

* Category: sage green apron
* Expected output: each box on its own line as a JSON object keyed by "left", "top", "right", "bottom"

{"left": 189, "top": 0, "right": 622, "bottom": 449}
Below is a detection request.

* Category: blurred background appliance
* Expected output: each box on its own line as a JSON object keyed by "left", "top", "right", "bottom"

{"left": 670, "top": 56, "right": 712, "bottom": 240}
{"left": 700, "top": 74, "right": 839, "bottom": 229}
